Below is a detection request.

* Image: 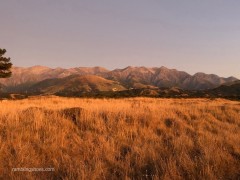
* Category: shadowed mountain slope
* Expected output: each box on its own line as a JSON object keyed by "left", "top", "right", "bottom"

{"left": 207, "top": 80, "right": 240, "bottom": 97}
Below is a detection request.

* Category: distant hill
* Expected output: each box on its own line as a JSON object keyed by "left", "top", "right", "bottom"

{"left": 183, "top": 73, "right": 237, "bottom": 90}
{"left": 0, "top": 66, "right": 238, "bottom": 95}
{"left": 27, "top": 75, "right": 126, "bottom": 96}
{"left": 207, "top": 80, "right": 240, "bottom": 98}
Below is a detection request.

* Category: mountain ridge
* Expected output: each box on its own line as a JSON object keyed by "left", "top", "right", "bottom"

{"left": 0, "top": 66, "right": 238, "bottom": 94}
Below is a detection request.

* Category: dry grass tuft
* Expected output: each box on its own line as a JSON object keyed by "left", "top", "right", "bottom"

{"left": 0, "top": 97, "right": 240, "bottom": 179}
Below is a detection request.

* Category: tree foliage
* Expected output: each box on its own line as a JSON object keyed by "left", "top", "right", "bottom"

{"left": 0, "top": 49, "right": 12, "bottom": 78}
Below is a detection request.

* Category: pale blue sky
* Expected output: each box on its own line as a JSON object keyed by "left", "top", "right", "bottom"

{"left": 0, "top": 0, "right": 239, "bottom": 78}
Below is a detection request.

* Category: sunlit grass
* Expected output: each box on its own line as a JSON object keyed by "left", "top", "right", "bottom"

{"left": 0, "top": 96, "right": 240, "bottom": 179}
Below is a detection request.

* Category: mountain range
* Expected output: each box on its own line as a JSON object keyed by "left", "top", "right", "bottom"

{"left": 0, "top": 66, "right": 239, "bottom": 98}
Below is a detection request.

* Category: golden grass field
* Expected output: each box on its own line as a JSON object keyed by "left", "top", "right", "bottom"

{"left": 0, "top": 96, "right": 240, "bottom": 179}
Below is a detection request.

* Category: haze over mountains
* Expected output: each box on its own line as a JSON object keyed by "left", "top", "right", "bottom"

{"left": 0, "top": 66, "right": 238, "bottom": 97}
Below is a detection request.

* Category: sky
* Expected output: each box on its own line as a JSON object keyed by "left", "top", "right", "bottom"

{"left": 0, "top": 0, "right": 239, "bottom": 78}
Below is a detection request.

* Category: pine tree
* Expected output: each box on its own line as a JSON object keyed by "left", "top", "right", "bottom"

{"left": 0, "top": 49, "right": 12, "bottom": 78}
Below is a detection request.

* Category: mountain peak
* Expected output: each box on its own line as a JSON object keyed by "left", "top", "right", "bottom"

{"left": 29, "top": 65, "right": 50, "bottom": 69}
{"left": 160, "top": 66, "right": 169, "bottom": 69}
{"left": 27, "top": 65, "right": 51, "bottom": 74}
{"left": 123, "top": 66, "right": 134, "bottom": 70}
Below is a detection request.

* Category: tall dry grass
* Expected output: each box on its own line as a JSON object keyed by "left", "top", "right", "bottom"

{"left": 0, "top": 96, "right": 240, "bottom": 179}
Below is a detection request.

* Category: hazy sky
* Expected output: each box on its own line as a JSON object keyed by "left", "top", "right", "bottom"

{"left": 0, "top": 0, "right": 239, "bottom": 78}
